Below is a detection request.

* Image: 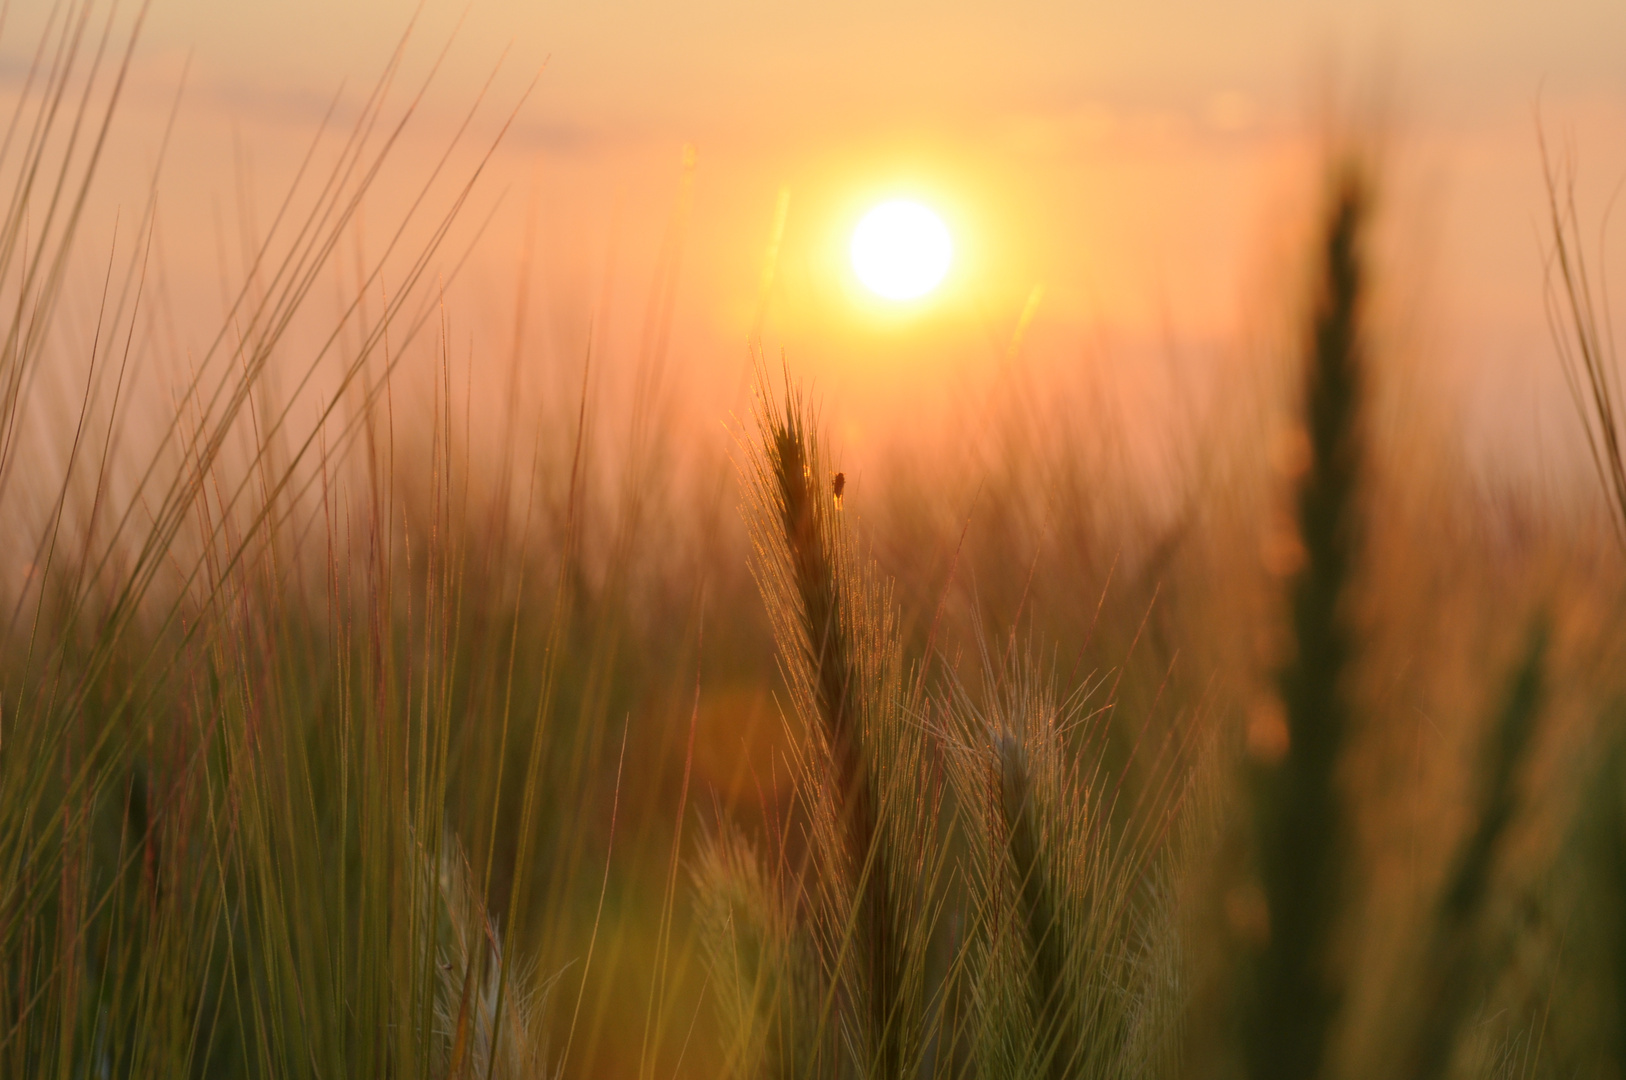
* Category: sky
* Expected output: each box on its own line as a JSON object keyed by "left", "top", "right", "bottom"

{"left": 7, "top": 0, "right": 1626, "bottom": 480}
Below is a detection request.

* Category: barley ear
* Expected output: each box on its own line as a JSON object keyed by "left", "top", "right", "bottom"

{"left": 1242, "top": 160, "right": 1371, "bottom": 1080}
{"left": 740, "top": 368, "right": 936, "bottom": 1079}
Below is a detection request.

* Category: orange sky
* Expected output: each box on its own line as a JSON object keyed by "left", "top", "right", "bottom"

{"left": 7, "top": 0, "right": 1626, "bottom": 482}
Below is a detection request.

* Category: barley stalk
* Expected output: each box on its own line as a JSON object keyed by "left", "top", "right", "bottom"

{"left": 1243, "top": 160, "right": 1370, "bottom": 1080}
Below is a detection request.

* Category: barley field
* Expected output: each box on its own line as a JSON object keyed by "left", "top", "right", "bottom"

{"left": 3, "top": 4, "right": 1626, "bottom": 1079}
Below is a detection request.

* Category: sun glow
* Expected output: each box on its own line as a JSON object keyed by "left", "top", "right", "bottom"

{"left": 850, "top": 199, "right": 953, "bottom": 301}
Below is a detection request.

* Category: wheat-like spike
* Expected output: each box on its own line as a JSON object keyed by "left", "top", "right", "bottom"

{"left": 1244, "top": 159, "right": 1370, "bottom": 1080}
{"left": 741, "top": 366, "right": 937, "bottom": 1080}
{"left": 940, "top": 634, "right": 1166, "bottom": 1080}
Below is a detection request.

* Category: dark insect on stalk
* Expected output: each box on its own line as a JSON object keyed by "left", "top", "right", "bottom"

{"left": 1243, "top": 160, "right": 1371, "bottom": 1080}
{"left": 833, "top": 472, "right": 846, "bottom": 505}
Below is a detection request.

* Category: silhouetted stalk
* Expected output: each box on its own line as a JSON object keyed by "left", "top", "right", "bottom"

{"left": 775, "top": 398, "right": 898, "bottom": 1078}
{"left": 1244, "top": 161, "right": 1370, "bottom": 1080}
{"left": 744, "top": 374, "right": 930, "bottom": 1080}
{"left": 771, "top": 406, "right": 875, "bottom": 905}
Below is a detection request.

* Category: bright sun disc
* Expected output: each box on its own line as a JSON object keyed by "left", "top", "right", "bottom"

{"left": 850, "top": 199, "right": 953, "bottom": 301}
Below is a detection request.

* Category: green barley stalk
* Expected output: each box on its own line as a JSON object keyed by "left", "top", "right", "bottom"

{"left": 1242, "top": 159, "right": 1371, "bottom": 1080}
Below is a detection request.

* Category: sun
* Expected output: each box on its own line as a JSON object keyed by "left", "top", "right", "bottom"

{"left": 850, "top": 199, "right": 953, "bottom": 301}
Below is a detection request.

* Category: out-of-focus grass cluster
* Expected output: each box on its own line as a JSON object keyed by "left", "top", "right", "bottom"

{"left": 6, "top": 6, "right": 1626, "bottom": 1079}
